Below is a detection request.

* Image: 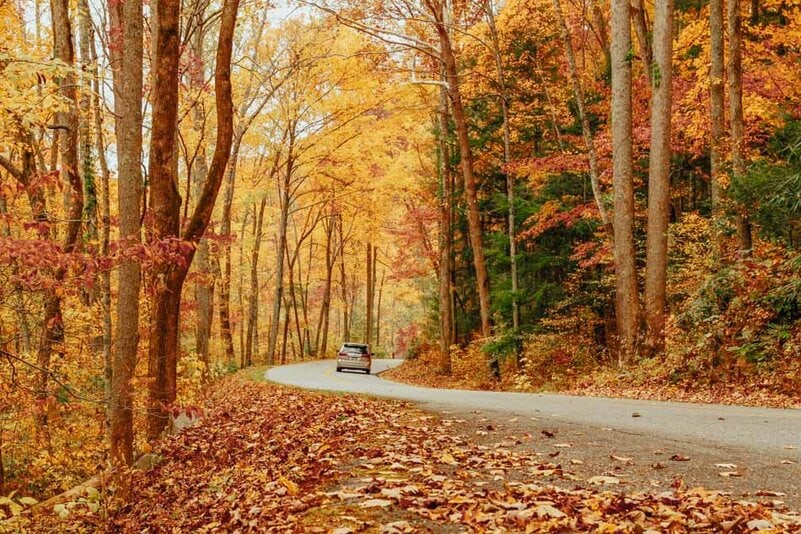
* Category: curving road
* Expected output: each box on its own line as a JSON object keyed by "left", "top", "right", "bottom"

{"left": 266, "top": 359, "right": 801, "bottom": 455}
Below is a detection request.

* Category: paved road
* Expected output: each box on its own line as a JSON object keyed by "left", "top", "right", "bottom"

{"left": 267, "top": 359, "right": 801, "bottom": 455}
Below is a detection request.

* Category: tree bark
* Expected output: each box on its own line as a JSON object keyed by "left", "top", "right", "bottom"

{"left": 245, "top": 198, "right": 266, "bottom": 367}
{"left": 218, "top": 134, "right": 242, "bottom": 365}
{"left": 643, "top": 0, "right": 674, "bottom": 356}
{"left": 315, "top": 205, "right": 336, "bottom": 356}
{"left": 437, "top": 84, "right": 454, "bottom": 375}
{"left": 266, "top": 152, "right": 293, "bottom": 365}
{"left": 189, "top": 10, "right": 213, "bottom": 379}
{"left": 428, "top": 0, "right": 493, "bottom": 352}
{"left": 107, "top": 0, "right": 143, "bottom": 479}
{"left": 147, "top": 0, "right": 239, "bottom": 439}
{"left": 39, "top": 0, "right": 83, "bottom": 430}
{"left": 340, "top": 216, "right": 350, "bottom": 341}
{"left": 611, "top": 0, "right": 638, "bottom": 364}
{"left": 365, "top": 242, "right": 373, "bottom": 344}
{"left": 375, "top": 269, "right": 384, "bottom": 347}
{"left": 631, "top": 0, "right": 652, "bottom": 88}
{"left": 145, "top": 0, "right": 183, "bottom": 440}
{"left": 709, "top": 0, "right": 726, "bottom": 256}
{"left": 728, "top": 0, "right": 752, "bottom": 256}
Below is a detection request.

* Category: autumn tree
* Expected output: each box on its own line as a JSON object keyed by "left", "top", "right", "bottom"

{"left": 643, "top": 0, "right": 674, "bottom": 355}
{"left": 611, "top": 0, "right": 637, "bottom": 363}
{"left": 107, "top": 0, "right": 144, "bottom": 476}
{"left": 147, "top": 0, "right": 239, "bottom": 439}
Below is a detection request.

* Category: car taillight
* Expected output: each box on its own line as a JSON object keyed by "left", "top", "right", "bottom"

{"left": 338, "top": 352, "right": 347, "bottom": 357}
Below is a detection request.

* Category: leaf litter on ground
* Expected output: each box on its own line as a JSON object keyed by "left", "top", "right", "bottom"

{"left": 33, "top": 375, "right": 801, "bottom": 532}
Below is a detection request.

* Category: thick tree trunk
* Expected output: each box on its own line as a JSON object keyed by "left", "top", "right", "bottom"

{"left": 709, "top": 0, "right": 726, "bottom": 256}
{"left": 728, "top": 0, "right": 752, "bottom": 256}
{"left": 553, "top": 0, "right": 612, "bottom": 236}
{"left": 611, "top": 0, "right": 638, "bottom": 364}
{"left": 431, "top": 1, "right": 493, "bottom": 352}
{"left": 145, "top": 0, "right": 183, "bottom": 440}
{"left": 643, "top": 0, "right": 674, "bottom": 356}
{"left": 147, "top": 0, "right": 239, "bottom": 438}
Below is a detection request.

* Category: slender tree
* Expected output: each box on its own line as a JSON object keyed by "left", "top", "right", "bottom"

{"left": 611, "top": 0, "right": 638, "bottom": 363}
{"left": 728, "top": 0, "right": 752, "bottom": 256}
{"left": 39, "top": 0, "right": 84, "bottom": 429}
{"left": 709, "top": 0, "right": 726, "bottom": 255}
{"left": 425, "top": 0, "right": 494, "bottom": 359}
{"left": 107, "top": 0, "right": 144, "bottom": 476}
{"left": 437, "top": 84, "right": 454, "bottom": 375}
{"left": 644, "top": 0, "right": 674, "bottom": 355}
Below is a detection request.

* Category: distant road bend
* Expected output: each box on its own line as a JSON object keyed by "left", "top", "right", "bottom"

{"left": 267, "top": 359, "right": 801, "bottom": 456}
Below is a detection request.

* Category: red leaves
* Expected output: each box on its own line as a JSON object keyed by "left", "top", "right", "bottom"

{"left": 519, "top": 201, "right": 599, "bottom": 243}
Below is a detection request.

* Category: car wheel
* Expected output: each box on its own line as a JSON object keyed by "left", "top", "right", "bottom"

{"left": 336, "top": 367, "right": 341, "bottom": 372}
{"left": 365, "top": 369, "right": 371, "bottom": 375}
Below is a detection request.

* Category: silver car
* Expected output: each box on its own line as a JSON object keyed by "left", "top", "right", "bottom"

{"left": 336, "top": 342, "right": 372, "bottom": 374}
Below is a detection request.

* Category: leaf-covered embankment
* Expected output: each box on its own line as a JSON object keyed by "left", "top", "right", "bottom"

{"left": 40, "top": 375, "right": 801, "bottom": 532}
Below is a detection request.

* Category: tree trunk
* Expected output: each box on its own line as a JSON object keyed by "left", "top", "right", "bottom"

{"left": 643, "top": 0, "right": 674, "bottom": 356}
{"left": 147, "top": 0, "right": 239, "bottom": 438}
{"left": 431, "top": 0, "right": 493, "bottom": 350}
{"left": 340, "top": 224, "right": 350, "bottom": 341}
{"left": 107, "top": 0, "right": 143, "bottom": 479}
{"left": 238, "top": 208, "right": 248, "bottom": 365}
{"left": 145, "top": 0, "right": 183, "bottom": 440}
{"left": 245, "top": 198, "right": 266, "bottom": 367}
{"left": 218, "top": 134, "right": 241, "bottom": 365}
{"left": 315, "top": 207, "right": 335, "bottom": 356}
{"left": 484, "top": 0, "right": 519, "bottom": 339}
{"left": 190, "top": 9, "right": 213, "bottom": 378}
{"left": 728, "top": 0, "right": 752, "bottom": 256}
{"left": 631, "top": 0, "right": 652, "bottom": 87}
{"left": 365, "top": 242, "right": 373, "bottom": 344}
{"left": 375, "top": 269, "right": 384, "bottom": 347}
{"left": 437, "top": 84, "right": 453, "bottom": 375}
{"left": 39, "top": 0, "right": 83, "bottom": 430}
{"left": 709, "top": 0, "right": 726, "bottom": 256}
{"left": 611, "top": 0, "right": 638, "bottom": 364}
{"left": 267, "top": 159, "right": 292, "bottom": 365}
{"left": 553, "top": 0, "right": 612, "bottom": 235}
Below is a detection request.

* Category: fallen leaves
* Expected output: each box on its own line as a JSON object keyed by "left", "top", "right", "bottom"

{"left": 37, "top": 376, "right": 801, "bottom": 532}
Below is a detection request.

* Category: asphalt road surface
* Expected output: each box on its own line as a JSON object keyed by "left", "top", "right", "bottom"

{"left": 267, "top": 359, "right": 801, "bottom": 454}
{"left": 268, "top": 359, "right": 801, "bottom": 505}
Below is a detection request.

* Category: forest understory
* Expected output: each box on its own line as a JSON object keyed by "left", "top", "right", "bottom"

{"left": 24, "top": 373, "right": 801, "bottom": 532}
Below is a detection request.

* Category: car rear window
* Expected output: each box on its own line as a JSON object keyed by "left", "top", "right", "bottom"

{"left": 343, "top": 344, "right": 368, "bottom": 354}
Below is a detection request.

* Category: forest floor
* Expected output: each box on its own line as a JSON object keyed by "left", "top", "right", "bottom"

{"left": 28, "top": 372, "right": 801, "bottom": 532}
{"left": 384, "top": 352, "right": 801, "bottom": 410}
